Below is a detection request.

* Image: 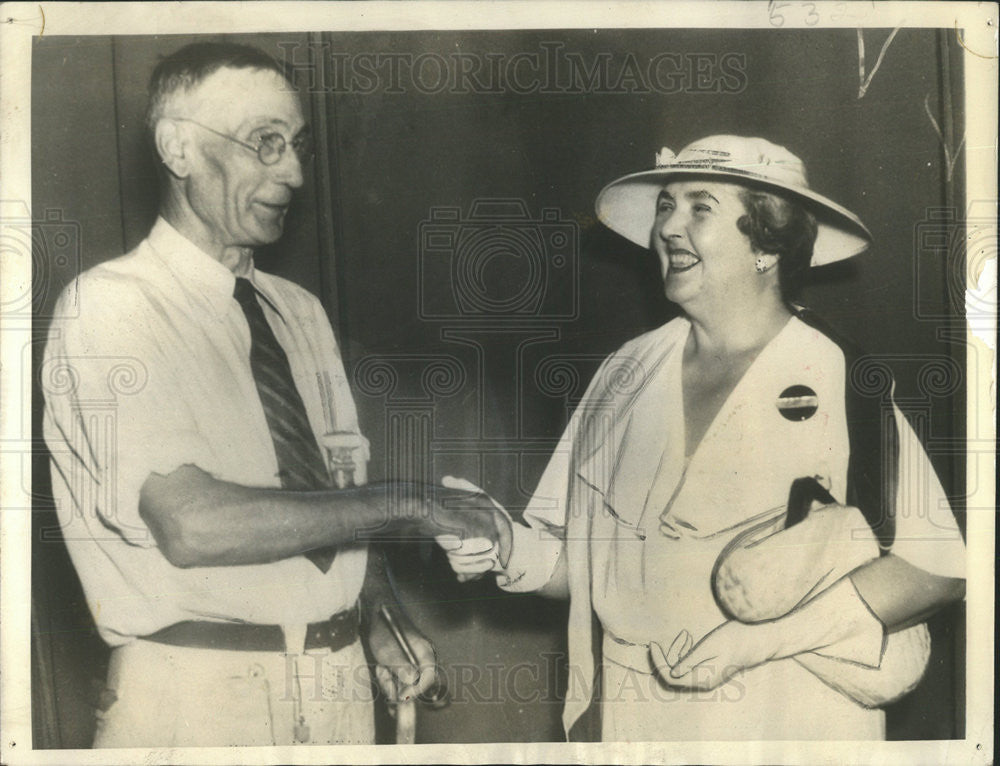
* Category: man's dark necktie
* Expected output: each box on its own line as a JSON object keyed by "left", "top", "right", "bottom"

{"left": 233, "top": 277, "right": 335, "bottom": 572}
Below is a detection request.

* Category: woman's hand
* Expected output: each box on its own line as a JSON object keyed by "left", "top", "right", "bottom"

{"left": 650, "top": 621, "right": 780, "bottom": 691}
{"left": 434, "top": 476, "right": 514, "bottom": 580}
{"left": 426, "top": 486, "right": 513, "bottom": 562}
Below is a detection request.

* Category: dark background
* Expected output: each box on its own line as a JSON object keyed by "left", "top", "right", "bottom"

{"left": 31, "top": 29, "right": 966, "bottom": 746}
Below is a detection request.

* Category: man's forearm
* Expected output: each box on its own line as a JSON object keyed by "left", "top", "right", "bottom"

{"left": 139, "top": 464, "right": 415, "bottom": 567}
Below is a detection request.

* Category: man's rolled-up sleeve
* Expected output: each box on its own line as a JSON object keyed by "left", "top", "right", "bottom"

{"left": 42, "top": 280, "right": 218, "bottom": 548}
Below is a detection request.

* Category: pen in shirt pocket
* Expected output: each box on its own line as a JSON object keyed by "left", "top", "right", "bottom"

{"left": 317, "top": 371, "right": 336, "bottom": 432}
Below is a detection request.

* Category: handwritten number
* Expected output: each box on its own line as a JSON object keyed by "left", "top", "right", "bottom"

{"left": 769, "top": 2, "right": 823, "bottom": 27}
{"left": 768, "top": 1, "right": 788, "bottom": 27}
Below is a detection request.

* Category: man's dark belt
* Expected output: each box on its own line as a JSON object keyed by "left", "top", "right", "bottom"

{"left": 141, "top": 607, "right": 360, "bottom": 653}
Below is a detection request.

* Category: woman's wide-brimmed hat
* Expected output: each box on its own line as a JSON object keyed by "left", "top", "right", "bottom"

{"left": 594, "top": 135, "right": 872, "bottom": 266}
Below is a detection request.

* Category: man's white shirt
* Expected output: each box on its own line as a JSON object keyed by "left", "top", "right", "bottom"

{"left": 42, "top": 217, "right": 366, "bottom": 645}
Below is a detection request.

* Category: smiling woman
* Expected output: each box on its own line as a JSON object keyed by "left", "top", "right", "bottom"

{"left": 439, "top": 134, "right": 967, "bottom": 742}
{"left": 654, "top": 181, "right": 775, "bottom": 314}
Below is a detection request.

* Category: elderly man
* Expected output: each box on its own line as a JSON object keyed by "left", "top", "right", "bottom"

{"left": 42, "top": 42, "right": 500, "bottom": 748}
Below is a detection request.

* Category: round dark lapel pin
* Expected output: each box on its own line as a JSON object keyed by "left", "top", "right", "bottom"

{"left": 776, "top": 384, "right": 818, "bottom": 421}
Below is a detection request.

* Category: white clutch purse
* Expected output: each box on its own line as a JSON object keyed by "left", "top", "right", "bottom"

{"left": 711, "top": 478, "right": 930, "bottom": 708}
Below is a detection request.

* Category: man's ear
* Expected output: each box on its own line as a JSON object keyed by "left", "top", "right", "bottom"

{"left": 155, "top": 119, "right": 191, "bottom": 178}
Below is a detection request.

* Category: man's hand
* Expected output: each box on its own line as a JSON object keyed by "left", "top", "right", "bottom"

{"left": 650, "top": 621, "right": 780, "bottom": 691}
{"left": 367, "top": 608, "right": 437, "bottom": 705}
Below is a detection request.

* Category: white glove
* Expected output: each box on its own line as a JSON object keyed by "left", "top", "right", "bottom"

{"left": 435, "top": 476, "right": 561, "bottom": 591}
{"left": 435, "top": 476, "right": 512, "bottom": 581}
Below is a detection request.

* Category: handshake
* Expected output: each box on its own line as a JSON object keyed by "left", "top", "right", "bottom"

{"left": 363, "top": 476, "right": 515, "bottom": 580}
{"left": 356, "top": 476, "right": 546, "bottom": 588}
{"left": 433, "top": 477, "right": 516, "bottom": 583}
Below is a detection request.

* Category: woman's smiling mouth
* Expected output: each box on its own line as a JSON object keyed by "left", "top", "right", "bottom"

{"left": 668, "top": 249, "right": 701, "bottom": 272}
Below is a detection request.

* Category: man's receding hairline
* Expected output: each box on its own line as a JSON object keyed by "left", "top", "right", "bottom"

{"left": 154, "top": 66, "right": 299, "bottom": 125}
{"left": 169, "top": 64, "right": 292, "bottom": 98}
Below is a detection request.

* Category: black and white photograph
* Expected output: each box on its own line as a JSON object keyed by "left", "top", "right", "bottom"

{"left": 0, "top": 2, "right": 995, "bottom": 764}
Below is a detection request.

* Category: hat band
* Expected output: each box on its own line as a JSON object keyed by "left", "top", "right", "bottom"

{"left": 653, "top": 161, "right": 806, "bottom": 190}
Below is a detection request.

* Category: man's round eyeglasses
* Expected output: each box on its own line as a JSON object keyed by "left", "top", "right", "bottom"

{"left": 173, "top": 118, "right": 314, "bottom": 166}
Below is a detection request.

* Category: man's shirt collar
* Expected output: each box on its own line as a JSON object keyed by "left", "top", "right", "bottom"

{"left": 146, "top": 217, "right": 256, "bottom": 318}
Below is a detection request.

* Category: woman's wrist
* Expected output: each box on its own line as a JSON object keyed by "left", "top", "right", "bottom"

{"left": 495, "top": 522, "right": 562, "bottom": 593}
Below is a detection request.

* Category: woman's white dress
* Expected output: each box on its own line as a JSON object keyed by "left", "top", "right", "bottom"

{"left": 502, "top": 315, "right": 965, "bottom": 741}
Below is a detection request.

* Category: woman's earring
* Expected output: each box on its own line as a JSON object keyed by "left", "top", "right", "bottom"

{"left": 755, "top": 255, "right": 778, "bottom": 274}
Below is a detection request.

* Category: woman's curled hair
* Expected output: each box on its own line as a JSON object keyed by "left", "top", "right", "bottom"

{"left": 737, "top": 187, "right": 818, "bottom": 299}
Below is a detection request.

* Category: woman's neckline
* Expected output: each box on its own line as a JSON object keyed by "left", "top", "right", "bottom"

{"left": 680, "top": 313, "right": 797, "bottom": 461}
